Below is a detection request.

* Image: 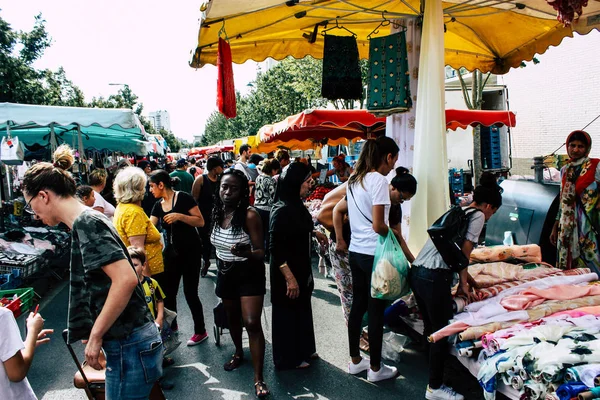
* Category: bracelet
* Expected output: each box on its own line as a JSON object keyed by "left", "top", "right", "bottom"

{"left": 279, "top": 263, "right": 288, "bottom": 269}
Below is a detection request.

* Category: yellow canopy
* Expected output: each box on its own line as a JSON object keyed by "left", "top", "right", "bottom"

{"left": 192, "top": 0, "right": 600, "bottom": 74}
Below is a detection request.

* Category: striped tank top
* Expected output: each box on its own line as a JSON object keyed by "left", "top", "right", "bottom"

{"left": 210, "top": 224, "right": 252, "bottom": 262}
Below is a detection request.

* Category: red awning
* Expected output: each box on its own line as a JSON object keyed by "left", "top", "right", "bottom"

{"left": 258, "top": 109, "right": 516, "bottom": 146}
{"left": 445, "top": 109, "right": 517, "bottom": 131}
{"left": 258, "top": 109, "right": 386, "bottom": 144}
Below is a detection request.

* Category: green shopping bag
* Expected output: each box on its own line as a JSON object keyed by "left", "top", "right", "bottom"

{"left": 371, "top": 230, "right": 410, "bottom": 300}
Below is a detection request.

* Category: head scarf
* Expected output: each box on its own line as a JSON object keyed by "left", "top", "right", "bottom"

{"left": 566, "top": 130, "right": 592, "bottom": 161}
{"left": 275, "top": 162, "right": 311, "bottom": 204}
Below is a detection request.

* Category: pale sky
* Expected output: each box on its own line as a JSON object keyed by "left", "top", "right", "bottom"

{"left": 2, "top": 0, "right": 259, "bottom": 142}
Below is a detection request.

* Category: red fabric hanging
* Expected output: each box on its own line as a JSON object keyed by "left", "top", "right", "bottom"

{"left": 217, "top": 37, "right": 236, "bottom": 119}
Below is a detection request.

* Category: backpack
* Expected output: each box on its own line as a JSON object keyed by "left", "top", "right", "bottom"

{"left": 427, "top": 206, "right": 483, "bottom": 272}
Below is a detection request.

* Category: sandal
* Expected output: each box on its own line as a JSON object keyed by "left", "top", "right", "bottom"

{"left": 254, "top": 381, "right": 270, "bottom": 398}
{"left": 223, "top": 354, "right": 244, "bottom": 371}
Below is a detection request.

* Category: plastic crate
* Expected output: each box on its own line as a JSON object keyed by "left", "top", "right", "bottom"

{"left": 0, "top": 269, "right": 22, "bottom": 290}
{"left": 0, "top": 288, "right": 35, "bottom": 318}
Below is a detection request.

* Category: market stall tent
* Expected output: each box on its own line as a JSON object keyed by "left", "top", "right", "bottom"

{"left": 0, "top": 103, "right": 151, "bottom": 156}
{"left": 191, "top": 0, "right": 600, "bottom": 74}
{"left": 254, "top": 108, "right": 516, "bottom": 152}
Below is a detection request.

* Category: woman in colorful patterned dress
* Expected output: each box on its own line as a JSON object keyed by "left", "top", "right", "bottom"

{"left": 550, "top": 130, "right": 600, "bottom": 273}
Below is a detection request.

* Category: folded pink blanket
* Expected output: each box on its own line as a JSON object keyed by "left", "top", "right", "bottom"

{"left": 501, "top": 285, "right": 600, "bottom": 311}
{"left": 470, "top": 244, "right": 542, "bottom": 264}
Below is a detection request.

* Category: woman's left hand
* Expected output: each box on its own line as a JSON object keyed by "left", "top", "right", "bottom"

{"left": 163, "top": 213, "right": 183, "bottom": 224}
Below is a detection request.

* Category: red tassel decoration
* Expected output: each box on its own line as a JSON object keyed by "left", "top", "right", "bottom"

{"left": 217, "top": 37, "right": 237, "bottom": 119}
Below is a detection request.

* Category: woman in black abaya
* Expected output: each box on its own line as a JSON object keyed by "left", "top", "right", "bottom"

{"left": 270, "top": 162, "right": 326, "bottom": 369}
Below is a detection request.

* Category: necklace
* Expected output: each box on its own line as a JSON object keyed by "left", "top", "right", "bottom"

{"left": 222, "top": 210, "right": 235, "bottom": 228}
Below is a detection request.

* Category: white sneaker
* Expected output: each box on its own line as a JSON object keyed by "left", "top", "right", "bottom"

{"left": 425, "top": 385, "right": 465, "bottom": 400}
{"left": 367, "top": 363, "right": 398, "bottom": 382}
{"left": 348, "top": 358, "right": 370, "bottom": 375}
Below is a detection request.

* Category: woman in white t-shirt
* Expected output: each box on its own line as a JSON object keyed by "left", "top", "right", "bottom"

{"left": 89, "top": 169, "right": 115, "bottom": 219}
{"left": 0, "top": 308, "right": 52, "bottom": 400}
{"left": 345, "top": 137, "right": 399, "bottom": 382}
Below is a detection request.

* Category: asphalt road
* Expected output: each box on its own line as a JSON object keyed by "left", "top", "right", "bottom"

{"left": 25, "top": 259, "right": 493, "bottom": 400}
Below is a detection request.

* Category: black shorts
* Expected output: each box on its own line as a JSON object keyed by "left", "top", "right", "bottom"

{"left": 215, "top": 258, "right": 266, "bottom": 299}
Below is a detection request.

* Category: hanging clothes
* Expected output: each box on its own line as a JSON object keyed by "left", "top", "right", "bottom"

{"left": 321, "top": 35, "right": 363, "bottom": 101}
{"left": 367, "top": 31, "right": 412, "bottom": 116}
{"left": 217, "top": 37, "right": 236, "bottom": 119}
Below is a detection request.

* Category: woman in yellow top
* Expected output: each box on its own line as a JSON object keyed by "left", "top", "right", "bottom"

{"left": 112, "top": 167, "right": 164, "bottom": 276}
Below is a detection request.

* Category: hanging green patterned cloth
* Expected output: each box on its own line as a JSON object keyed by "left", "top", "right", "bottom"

{"left": 367, "top": 31, "right": 412, "bottom": 116}
{"left": 321, "top": 35, "right": 363, "bottom": 101}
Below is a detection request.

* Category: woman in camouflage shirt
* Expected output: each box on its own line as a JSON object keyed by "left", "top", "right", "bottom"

{"left": 23, "top": 145, "right": 163, "bottom": 399}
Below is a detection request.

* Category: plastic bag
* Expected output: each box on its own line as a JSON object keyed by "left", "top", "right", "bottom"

{"left": 371, "top": 230, "right": 409, "bottom": 300}
{"left": 381, "top": 331, "right": 409, "bottom": 363}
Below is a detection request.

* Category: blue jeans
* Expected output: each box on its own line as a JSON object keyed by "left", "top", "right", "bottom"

{"left": 103, "top": 322, "right": 163, "bottom": 400}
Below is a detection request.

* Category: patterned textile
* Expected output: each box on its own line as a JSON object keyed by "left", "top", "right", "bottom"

{"left": 321, "top": 35, "right": 362, "bottom": 100}
{"left": 501, "top": 284, "right": 600, "bottom": 311}
{"left": 464, "top": 270, "right": 594, "bottom": 313}
{"left": 556, "top": 157, "right": 600, "bottom": 272}
{"left": 453, "top": 267, "right": 589, "bottom": 311}
{"left": 564, "top": 364, "right": 600, "bottom": 388}
{"left": 459, "top": 295, "right": 600, "bottom": 342}
{"left": 68, "top": 209, "right": 153, "bottom": 344}
{"left": 328, "top": 239, "right": 353, "bottom": 323}
{"left": 477, "top": 317, "right": 600, "bottom": 399}
{"left": 367, "top": 31, "right": 412, "bottom": 116}
{"left": 468, "top": 262, "right": 559, "bottom": 289}
{"left": 141, "top": 276, "right": 165, "bottom": 320}
{"left": 470, "top": 244, "right": 543, "bottom": 264}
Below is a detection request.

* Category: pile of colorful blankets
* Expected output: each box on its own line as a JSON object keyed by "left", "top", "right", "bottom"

{"left": 428, "top": 244, "right": 600, "bottom": 399}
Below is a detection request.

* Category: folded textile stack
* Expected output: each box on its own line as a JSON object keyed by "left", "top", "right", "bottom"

{"left": 470, "top": 244, "right": 543, "bottom": 264}
{"left": 476, "top": 312, "right": 600, "bottom": 399}
{"left": 453, "top": 264, "right": 588, "bottom": 312}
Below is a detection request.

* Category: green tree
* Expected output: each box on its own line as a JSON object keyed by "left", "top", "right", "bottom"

{"left": 0, "top": 12, "right": 85, "bottom": 106}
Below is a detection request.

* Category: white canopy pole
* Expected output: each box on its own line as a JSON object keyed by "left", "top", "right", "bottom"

{"left": 407, "top": 0, "right": 449, "bottom": 251}
{"left": 50, "top": 123, "right": 57, "bottom": 154}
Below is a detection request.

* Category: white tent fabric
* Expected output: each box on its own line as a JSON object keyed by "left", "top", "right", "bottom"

{"left": 407, "top": 0, "right": 449, "bottom": 252}
{"left": 0, "top": 103, "right": 141, "bottom": 129}
{"left": 385, "top": 17, "right": 421, "bottom": 248}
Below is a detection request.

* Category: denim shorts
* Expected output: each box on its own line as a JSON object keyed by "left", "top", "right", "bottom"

{"left": 103, "top": 322, "right": 163, "bottom": 400}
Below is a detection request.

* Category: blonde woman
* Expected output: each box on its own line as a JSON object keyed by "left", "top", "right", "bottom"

{"left": 113, "top": 167, "right": 164, "bottom": 277}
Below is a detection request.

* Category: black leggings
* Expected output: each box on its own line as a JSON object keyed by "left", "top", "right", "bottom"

{"left": 408, "top": 265, "right": 454, "bottom": 389}
{"left": 347, "top": 251, "right": 387, "bottom": 367}
{"left": 157, "top": 248, "right": 206, "bottom": 335}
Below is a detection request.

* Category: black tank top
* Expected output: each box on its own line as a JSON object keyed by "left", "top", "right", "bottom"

{"left": 197, "top": 174, "right": 218, "bottom": 222}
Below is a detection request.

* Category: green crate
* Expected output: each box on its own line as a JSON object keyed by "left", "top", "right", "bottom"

{"left": 0, "top": 287, "right": 35, "bottom": 317}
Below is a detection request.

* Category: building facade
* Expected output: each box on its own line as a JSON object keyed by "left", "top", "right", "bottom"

{"left": 500, "top": 31, "right": 600, "bottom": 174}
{"left": 149, "top": 110, "right": 171, "bottom": 132}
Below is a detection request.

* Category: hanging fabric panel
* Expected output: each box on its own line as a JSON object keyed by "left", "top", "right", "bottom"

{"left": 321, "top": 35, "right": 363, "bottom": 100}
{"left": 217, "top": 37, "right": 237, "bottom": 119}
{"left": 367, "top": 31, "right": 412, "bottom": 116}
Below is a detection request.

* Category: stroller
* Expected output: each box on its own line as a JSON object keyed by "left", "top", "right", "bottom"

{"left": 212, "top": 301, "right": 229, "bottom": 346}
